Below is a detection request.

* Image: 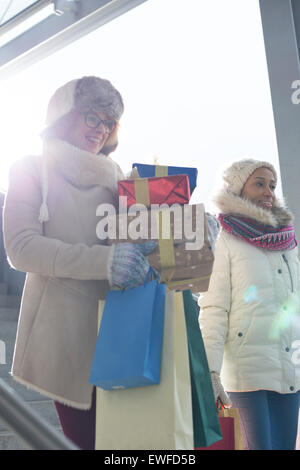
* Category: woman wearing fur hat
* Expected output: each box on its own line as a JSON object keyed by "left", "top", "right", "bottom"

{"left": 198, "top": 159, "right": 300, "bottom": 450}
{"left": 2, "top": 76, "right": 156, "bottom": 449}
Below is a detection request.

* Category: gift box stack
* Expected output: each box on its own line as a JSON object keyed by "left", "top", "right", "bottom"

{"left": 107, "top": 163, "right": 214, "bottom": 293}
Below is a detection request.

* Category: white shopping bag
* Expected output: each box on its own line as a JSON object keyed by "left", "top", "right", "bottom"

{"left": 95, "top": 290, "right": 193, "bottom": 450}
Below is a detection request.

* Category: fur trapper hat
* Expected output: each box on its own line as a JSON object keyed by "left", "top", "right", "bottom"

{"left": 44, "top": 76, "right": 124, "bottom": 155}
{"left": 46, "top": 76, "right": 124, "bottom": 126}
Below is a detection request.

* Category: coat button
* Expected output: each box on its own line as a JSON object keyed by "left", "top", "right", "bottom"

{"left": 290, "top": 386, "right": 295, "bottom": 391}
{"left": 278, "top": 269, "right": 282, "bottom": 274}
{"left": 238, "top": 332, "right": 243, "bottom": 337}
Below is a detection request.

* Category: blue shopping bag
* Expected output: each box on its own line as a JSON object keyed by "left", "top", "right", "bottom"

{"left": 132, "top": 163, "right": 198, "bottom": 195}
{"left": 89, "top": 269, "right": 166, "bottom": 390}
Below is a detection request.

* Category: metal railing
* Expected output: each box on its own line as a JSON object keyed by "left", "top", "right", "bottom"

{"left": 0, "top": 378, "right": 79, "bottom": 450}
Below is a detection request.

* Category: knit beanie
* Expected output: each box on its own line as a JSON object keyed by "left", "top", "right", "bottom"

{"left": 222, "top": 158, "right": 277, "bottom": 196}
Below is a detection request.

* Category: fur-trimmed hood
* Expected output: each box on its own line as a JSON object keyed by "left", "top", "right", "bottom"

{"left": 213, "top": 188, "right": 294, "bottom": 228}
{"left": 38, "top": 137, "right": 125, "bottom": 223}
{"left": 45, "top": 138, "right": 125, "bottom": 191}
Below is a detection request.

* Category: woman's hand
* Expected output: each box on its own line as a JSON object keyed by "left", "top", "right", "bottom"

{"left": 109, "top": 241, "right": 158, "bottom": 289}
{"left": 210, "top": 371, "right": 232, "bottom": 408}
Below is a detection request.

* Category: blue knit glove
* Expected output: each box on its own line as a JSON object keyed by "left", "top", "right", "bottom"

{"left": 109, "top": 241, "right": 158, "bottom": 289}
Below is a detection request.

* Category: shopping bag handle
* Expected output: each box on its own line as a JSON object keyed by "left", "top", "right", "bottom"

{"left": 217, "top": 400, "right": 225, "bottom": 411}
{"left": 144, "top": 266, "right": 161, "bottom": 284}
{"left": 144, "top": 267, "right": 154, "bottom": 285}
{"left": 118, "top": 267, "right": 158, "bottom": 294}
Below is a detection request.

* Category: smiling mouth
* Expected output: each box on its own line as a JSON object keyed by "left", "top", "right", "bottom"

{"left": 260, "top": 201, "right": 273, "bottom": 208}
{"left": 86, "top": 135, "right": 104, "bottom": 145}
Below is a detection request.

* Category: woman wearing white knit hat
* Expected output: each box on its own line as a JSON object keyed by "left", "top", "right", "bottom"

{"left": 2, "top": 76, "right": 156, "bottom": 449}
{"left": 199, "top": 158, "right": 300, "bottom": 450}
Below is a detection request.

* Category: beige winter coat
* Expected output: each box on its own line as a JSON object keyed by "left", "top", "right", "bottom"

{"left": 199, "top": 189, "right": 300, "bottom": 394}
{"left": 3, "top": 138, "right": 125, "bottom": 409}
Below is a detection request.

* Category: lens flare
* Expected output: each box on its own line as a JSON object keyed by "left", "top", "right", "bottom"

{"left": 269, "top": 295, "right": 299, "bottom": 340}
{"left": 243, "top": 285, "right": 259, "bottom": 303}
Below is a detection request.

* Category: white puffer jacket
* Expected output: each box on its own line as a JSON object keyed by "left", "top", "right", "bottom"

{"left": 199, "top": 189, "right": 300, "bottom": 394}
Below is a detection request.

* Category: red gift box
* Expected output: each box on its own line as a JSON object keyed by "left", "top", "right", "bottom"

{"left": 118, "top": 174, "right": 190, "bottom": 208}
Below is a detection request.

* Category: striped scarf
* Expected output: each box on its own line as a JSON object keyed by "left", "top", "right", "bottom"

{"left": 218, "top": 213, "right": 297, "bottom": 251}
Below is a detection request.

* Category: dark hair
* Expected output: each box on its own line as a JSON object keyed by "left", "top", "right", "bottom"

{"left": 100, "top": 121, "right": 120, "bottom": 155}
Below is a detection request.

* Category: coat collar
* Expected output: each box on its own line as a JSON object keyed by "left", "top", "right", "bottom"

{"left": 213, "top": 188, "right": 293, "bottom": 228}
{"left": 44, "top": 138, "right": 125, "bottom": 192}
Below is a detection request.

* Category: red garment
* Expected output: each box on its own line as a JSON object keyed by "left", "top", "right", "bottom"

{"left": 54, "top": 388, "right": 96, "bottom": 450}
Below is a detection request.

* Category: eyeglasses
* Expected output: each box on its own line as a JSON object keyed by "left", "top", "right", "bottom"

{"left": 83, "top": 112, "right": 116, "bottom": 134}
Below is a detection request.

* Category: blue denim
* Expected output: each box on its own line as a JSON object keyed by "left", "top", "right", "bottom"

{"left": 227, "top": 390, "right": 300, "bottom": 450}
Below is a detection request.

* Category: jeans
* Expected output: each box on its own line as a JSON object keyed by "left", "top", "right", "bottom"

{"left": 227, "top": 390, "right": 300, "bottom": 450}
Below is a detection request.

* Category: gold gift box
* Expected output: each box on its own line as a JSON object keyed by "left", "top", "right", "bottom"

{"left": 105, "top": 203, "right": 214, "bottom": 293}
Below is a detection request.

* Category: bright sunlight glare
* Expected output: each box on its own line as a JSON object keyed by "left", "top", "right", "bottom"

{"left": 0, "top": 0, "right": 280, "bottom": 211}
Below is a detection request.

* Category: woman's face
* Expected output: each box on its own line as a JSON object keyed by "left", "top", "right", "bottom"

{"left": 241, "top": 167, "right": 276, "bottom": 210}
{"left": 63, "top": 110, "right": 113, "bottom": 154}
